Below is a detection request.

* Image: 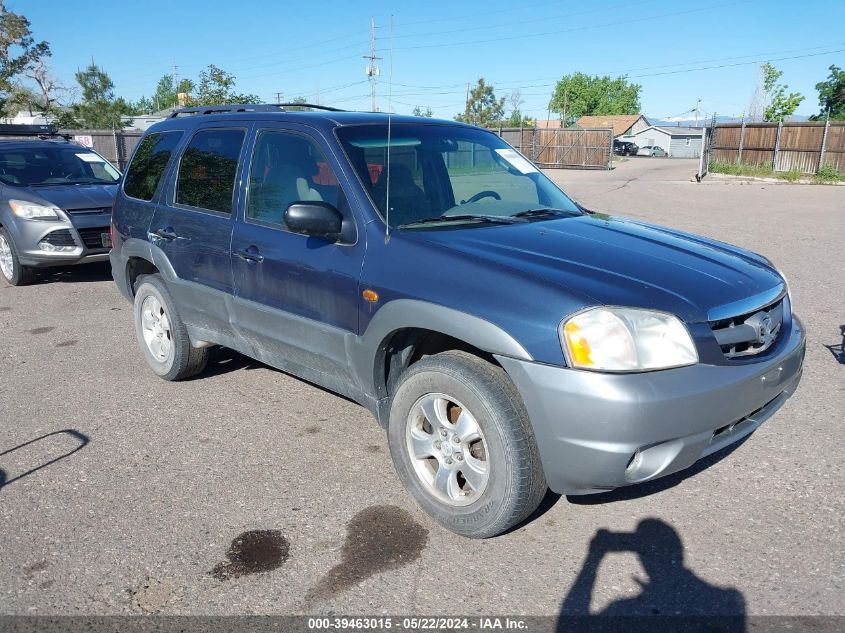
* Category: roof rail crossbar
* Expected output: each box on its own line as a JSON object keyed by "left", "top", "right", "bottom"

{"left": 169, "top": 104, "right": 285, "bottom": 118}
{"left": 0, "top": 123, "right": 59, "bottom": 137}
{"left": 276, "top": 103, "right": 345, "bottom": 112}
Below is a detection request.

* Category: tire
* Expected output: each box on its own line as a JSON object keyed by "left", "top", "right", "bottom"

{"left": 387, "top": 350, "right": 547, "bottom": 538}
{"left": 0, "top": 227, "right": 36, "bottom": 286}
{"left": 133, "top": 274, "right": 208, "bottom": 381}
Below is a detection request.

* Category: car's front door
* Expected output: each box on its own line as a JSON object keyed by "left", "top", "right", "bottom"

{"left": 149, "top": 123, "right": 249, "bottom": 343}
{"left": 230, "top": 124, "right": 365, "bottom": 385}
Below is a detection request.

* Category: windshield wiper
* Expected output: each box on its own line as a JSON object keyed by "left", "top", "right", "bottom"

{"left": 397, "top": 214, "right": 523, "bottom": 228}
{"left": 510, "top": 207, "right": 581, "bottom": 219}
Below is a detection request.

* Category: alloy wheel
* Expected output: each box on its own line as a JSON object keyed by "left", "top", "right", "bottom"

{"left": 0, "top": 234, "right": 14, "bottom": 281}
{"left": 405, "top": 393, "right": 489, "bottom": 506}
{"left": 140, "top": 295, "right": 173, "bottom": 362}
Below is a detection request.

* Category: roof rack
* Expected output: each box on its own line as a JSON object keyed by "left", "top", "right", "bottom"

{"left": 0, "top": 123, "right": 63, "bottom": 138}
{"left": 169, "top": 104, "right": 285, "bottom": 118}
{"left": 169, "top": 103, "right": 346, "bottom": 118}
{"left": 276, "top": 103, "right": 345, "bottom": 112}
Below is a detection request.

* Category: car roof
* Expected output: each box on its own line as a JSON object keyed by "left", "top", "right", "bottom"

{"left": 0, "top": 139, "right": 76, "bottom": 150}
{"left": 146, "top": 109, "right": 477, "bottom": 135}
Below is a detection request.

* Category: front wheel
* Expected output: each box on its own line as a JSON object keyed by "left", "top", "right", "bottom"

{"left": 133, "top": 274, "right": 208, "bottom": 381}
{"left": 387, "top": 351, "right": 547, "bottom": 538}
{"left": 0, "top": 228, "right": 36, "bottom": 286}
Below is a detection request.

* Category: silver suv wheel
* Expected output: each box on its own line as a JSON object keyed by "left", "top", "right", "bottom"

{"left": 0, "top": 233, "right": 14, "bottom": 281}
{"left": 405, "top": 392, "right": 489, "bottom": 506}
{"left": 140, "top": 294, "right": 173, "bottom": 363}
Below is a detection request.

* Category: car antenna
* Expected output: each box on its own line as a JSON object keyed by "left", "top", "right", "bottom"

{"left": 384, "top": 14, "right": 394, "bottom": 244}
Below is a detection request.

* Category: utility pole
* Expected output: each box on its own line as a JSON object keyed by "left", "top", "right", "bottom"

{"left": 695, "top": 97, "right": 701, "bottom": 126}
{"left": 173, "top": 64, "right": 178, "bottom": 107}
{"left": 561, "top": 91, "right": 568, "bottom": 128}
{"left": 275, "top": 91, "right": 283, "bottom": 104}
{"left": 363, "top": 18, "right": 382, "bottom": 112}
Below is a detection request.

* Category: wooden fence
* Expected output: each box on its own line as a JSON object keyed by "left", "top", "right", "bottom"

{"left": 63, "top": 126, "right": 614, "bottom": 173}
{"left": 710, "top": 120, "right": 845, "bottom": 174}
{"left": 489, "top": 126, "right": 613, "bottom": 169}
{"left": 59, "top": 129, "right": 143, "bottom": 170}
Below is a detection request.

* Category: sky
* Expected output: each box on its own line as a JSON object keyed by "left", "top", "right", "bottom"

{"left": 12, "top": 0, "right": 844, "bottom": 121}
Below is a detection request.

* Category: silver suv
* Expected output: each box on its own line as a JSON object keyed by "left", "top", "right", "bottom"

{"left": 0, "top": 125, "right": 120, "bottom": 286}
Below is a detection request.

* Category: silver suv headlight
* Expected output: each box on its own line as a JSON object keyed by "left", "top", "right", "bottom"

{"left": 560, "top": 307, "right": 698, "bottom": 372}
{"left": 9, "top": 200, "right": 61, "bottom": 220}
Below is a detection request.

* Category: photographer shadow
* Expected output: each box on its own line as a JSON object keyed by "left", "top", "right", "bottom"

{"left": 558, "top": 519, "right": 746, "bottom": 632}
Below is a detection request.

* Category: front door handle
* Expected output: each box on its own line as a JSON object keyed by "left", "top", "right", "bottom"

{"left": 152, "top": 227, "right": 178, "bottom": 241}
{"left": 235, "top": 247, "right": 264, "bottom": 263}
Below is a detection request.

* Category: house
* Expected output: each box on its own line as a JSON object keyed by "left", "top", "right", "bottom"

{"left": 620, "top": 125, "right": 704, "bottom": 158}
{"left": 574, "top": 114, "right": 651, "bottom": 137}
{"left": 120, "top": 114, "right": 167, "bottom": 131}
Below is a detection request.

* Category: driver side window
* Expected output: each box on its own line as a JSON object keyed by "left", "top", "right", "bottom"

{"left": 247, "top": 131, "right": 339, "bottom": 226}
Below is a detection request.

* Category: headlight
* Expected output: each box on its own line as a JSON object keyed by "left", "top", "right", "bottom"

{"left": 9, "top": 200, "right": 61, "bottom": 220}
{"left": 560, "top": 307, "right": 698, "bottom": 372}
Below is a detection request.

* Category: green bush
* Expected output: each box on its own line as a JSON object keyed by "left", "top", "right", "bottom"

{"left": 815, "top": 164, "right": 845, "bottom": 182}
{"left": 710, "top": 161, "right": 845, "bottom": 183}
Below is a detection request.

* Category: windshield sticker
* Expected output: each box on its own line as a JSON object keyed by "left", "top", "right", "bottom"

{"left": 76, "top": 153, "right": 104, "bottom": 163}
{"left": 494, "top": 148, "right": 537, "bottom": 174}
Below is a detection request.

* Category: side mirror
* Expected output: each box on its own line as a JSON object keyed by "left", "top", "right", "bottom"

{"left": 284, "top": 202, "right": 343, "bottom": 241}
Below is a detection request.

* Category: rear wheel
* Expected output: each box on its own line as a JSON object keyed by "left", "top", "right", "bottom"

{"left": 0, "top": 228, "right": 36, "bottom": 286}
{"left": 388, "top": 351, "right": 547, "bottom": 538}
{"left": 133, "top": 274, "right": 208, "bottom": 380}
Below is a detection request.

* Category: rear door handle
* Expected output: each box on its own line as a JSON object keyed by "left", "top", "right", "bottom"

{"left": 152, "top": 228, "right": 178, "bottom": 241}
{"left": 235, "top": 247, "right": 264, "bottom": 263}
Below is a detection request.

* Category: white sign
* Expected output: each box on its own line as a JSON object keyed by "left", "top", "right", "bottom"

{"left": 75, "top": 152, "right": 102, "bottom": 163}
{"left": 495, "top": 148, "right": 537, "bottom": 174}
{"left": 73, "top": 135, "right": 94, "bottom": 148}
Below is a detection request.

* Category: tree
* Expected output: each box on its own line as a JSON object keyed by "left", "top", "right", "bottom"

{"left": 549, "top": 73, "right": 641, "bottom": 127}
{"left": 455, "top": 77, "right": 505, "bottom": 127}
{"left": 502, "top": 89, "right": 532, "bottom": 127}
{"left": 811, "top": 65, "right": 845, "bottom": 121}
{"left": 762, "top": 63, "right": 804, "bottom": 123}
{"left": 133, "top": 95, "right": 154, "bottom": 114}
{"left": 150, "top": 73, "right": 195, "bottom": 111}
{"left": 62, "top": 62, "right": 133, "bottom": 128}
{"left": 0, "top": 0, "right": 50, "bottom": 116}
{"left": 284, "top": 96, "right": 309, "bottom": 111}
{"left": 24, "top": 58, "right": 66, "bottom": 113}
{"left": 412, "top": 105, "right": 433, "bottom": 117}
{"left": 194, "top": 64, "right": 259, "bottom": 106}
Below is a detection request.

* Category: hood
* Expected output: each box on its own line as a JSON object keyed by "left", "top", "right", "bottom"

{"left": 408, "top": 213, "right": 783, "bottom": 323}
{"left": 22, "top": 183, "right": 118, "bottom": 211}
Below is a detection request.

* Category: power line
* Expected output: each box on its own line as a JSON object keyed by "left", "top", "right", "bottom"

{"left": 389, "top": 0, "right": 755, "bottom": 52}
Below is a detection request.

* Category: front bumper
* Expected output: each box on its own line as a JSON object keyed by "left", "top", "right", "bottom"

{"left": 15, "top": 211, "right": 111, "bottom": 268}
{"left": 497, "top": 315, "right": 805, "bottom": 495}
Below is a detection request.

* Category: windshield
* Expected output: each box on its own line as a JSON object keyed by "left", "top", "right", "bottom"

{"left": 0, "top": 145, "right": 121, "bottom": 187}
{"left": 335, "top": 124, "right": 581, "bottom": 228}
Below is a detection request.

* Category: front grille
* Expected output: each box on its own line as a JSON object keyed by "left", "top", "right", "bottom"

{"left": 77, "top": 227, "right": 110, "bottom": 250}
{"left": 67, "top": 207, "right": 109, "bottom": 215}
{"left": 40, "top": 229, "right": 76, "bottom": 247}
{"left": 710, "top": 298, "right": 785, "bottom": 359}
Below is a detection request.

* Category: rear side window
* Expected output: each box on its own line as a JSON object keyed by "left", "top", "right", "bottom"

{"left": 176, "top": 128, "right": 245, "bottom": 214}
{"left": 123, "top": 131, "right": 183, "bottom": 201}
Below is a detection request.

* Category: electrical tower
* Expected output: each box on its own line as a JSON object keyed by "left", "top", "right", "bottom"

{"left": 363, "top": 18, "right": 382, "bottom": 112}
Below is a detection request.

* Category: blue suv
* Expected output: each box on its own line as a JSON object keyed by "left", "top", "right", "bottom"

{"left": 110, "top": 104, "right": 805, "bottom": 538}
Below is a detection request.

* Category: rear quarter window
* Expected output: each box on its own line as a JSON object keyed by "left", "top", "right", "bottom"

{"left": 176, "top": 128, "right": 245, "bottom": 214}
{"left": 123, "top": 131, "right": 184, "bottom": 201}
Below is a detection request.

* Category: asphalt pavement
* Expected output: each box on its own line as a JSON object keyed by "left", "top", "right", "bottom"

{"left": 1, "top": 158, "right": 843, "bottom": 619}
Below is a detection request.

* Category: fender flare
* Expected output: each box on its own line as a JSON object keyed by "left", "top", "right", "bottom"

{"left": 348, "top": 298, "right": 533, "bottom": 398}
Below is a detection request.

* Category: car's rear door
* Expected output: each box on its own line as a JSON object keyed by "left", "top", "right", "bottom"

{"left": 229, "top": 122, "right": 365, "bottom": 385}
{"left": 149, "top": 122, "right": 250, "bottom": 342}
